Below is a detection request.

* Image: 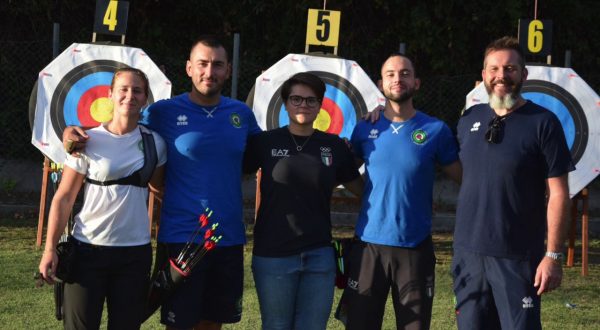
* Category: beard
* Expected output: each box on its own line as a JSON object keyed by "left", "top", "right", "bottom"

{"left": 485, "top": 78, "right": 523, "bottom": 110}
{"left": 193, "top": 78, "right": 224, "bottom": 98}
{"left": 384, "top": 85, "right": 416, "bottom": 103}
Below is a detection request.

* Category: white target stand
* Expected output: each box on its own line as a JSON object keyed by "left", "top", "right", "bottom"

{"left": 466, "top": 65, "right": 600, "bottom": 275}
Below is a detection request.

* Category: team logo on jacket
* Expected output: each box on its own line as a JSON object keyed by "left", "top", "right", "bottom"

{"left": 411, "top": 129, "right": 427, "bottom": 144}
{"left": 177, "top": 114, "right": 188, "bottom": 126}
{"left": 320, "top": 146, "right": 333, "bottom": 166}
{"left": 368, "top": 129, "right": 379, "bottom": 139}
{"left": 230, "top": 113, "right": 242, "bottom": 128}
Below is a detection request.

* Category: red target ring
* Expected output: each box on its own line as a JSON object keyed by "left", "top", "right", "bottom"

{"left": 319, "top": 97, "right": 344, "bottom": 134}
{"left": 77, "top": 85, "right": 112, "bottom": 127}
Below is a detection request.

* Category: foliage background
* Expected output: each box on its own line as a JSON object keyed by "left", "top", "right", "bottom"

{"left": 1, "top": 0, "right": 599, "bottom": 160}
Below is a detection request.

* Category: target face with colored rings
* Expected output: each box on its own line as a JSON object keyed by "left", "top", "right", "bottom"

{"left": 465, "top": 65, "right": 600, "bottom": 196}
{"left": 249, "top": 54, "right": 384, "bottom": 140}
{"left": 32, "top": 43, "right": 172, "bottom": 164}
{"left": 51, "top": 60, "right": 157, "bottom": 138}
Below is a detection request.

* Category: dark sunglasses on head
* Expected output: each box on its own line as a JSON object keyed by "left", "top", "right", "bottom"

{"left": 485, "top": 115, "right": 507, "bottom": 144}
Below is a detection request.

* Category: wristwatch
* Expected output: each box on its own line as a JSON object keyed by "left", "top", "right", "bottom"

{"left": 545, "top": 251, "right": 564, "bottom": 262}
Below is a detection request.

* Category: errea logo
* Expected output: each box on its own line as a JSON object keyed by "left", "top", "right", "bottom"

{"left": 470, "top": 121, "right": 481, "bottom": 132}
{"left": 368, "top": 129, "right": 379, "bottom": 139}
{"left": 347, "top": 278, "right": 358, "bottom": 290}
{"left": 522, "top": 296, "right": 534, "bottom": 309}
{"left": 177, "top": 115, "right": 188, "bottom": 126}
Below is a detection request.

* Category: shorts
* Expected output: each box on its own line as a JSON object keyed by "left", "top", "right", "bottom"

{"left": 343, "top": 237, "right": 436, "bottom": 330}
{"left": 64, "top": 240, "right": 152, "bottom": 330}
{"left": 452, "top": 248, "right": 542, "bottom": 330}
{"left": 159, "top": 243, "right": 244, "bottom": 328}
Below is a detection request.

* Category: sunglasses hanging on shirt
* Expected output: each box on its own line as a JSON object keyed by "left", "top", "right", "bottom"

{"left": 485, "top": 115, "right": 509, "bottom": 144}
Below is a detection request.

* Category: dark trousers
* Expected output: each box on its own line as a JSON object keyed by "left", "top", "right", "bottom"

{"left": 344, "top": 237, "right": 436, "bottom": 330}
{"left": 63, "top": 240, "right": 152, "bottom": 330}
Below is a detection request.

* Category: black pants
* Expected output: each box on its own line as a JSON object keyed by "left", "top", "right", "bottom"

{"left": 344, "top": 237, "right": 436, "bottom": 330}
{"left": 63, "top": 240, "right": 152, "bottom": 330}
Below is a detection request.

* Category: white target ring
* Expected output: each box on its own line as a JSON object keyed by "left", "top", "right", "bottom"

{"left": 466, "top": 65, "right": 600, "bottom": 196}
{"left": 31, "top": 43, "right": 172, "bottom": 164}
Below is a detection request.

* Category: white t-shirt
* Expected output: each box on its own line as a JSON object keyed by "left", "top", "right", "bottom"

{"left": 65, "top": 124, "right": 167, "bottom": 246}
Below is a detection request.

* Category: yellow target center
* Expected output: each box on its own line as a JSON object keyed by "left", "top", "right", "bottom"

{"left": 313, "top": 108, "right": 331, "bottom": 131}
{"left": 90, "top": 98, "right": 114, "bottom": 123}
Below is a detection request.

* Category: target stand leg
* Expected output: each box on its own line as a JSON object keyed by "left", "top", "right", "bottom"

{"left": 36, "top": 158, "right": 51, "bottom": 247}
{"left": 566, "top": 188, "right": 589, "bottom": 276}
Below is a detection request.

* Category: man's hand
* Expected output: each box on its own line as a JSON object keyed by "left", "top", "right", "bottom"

{"left": 362, "top": 105, "right": 384, "bottom": 123}
{"left": 534, "top": 256, "right": 563, "bottom": 295}
{"left": 62, "top": 126, "right": 89, "bottom": 157}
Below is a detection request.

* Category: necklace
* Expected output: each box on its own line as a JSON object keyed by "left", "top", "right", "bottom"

{"left": 201, "top": 106, "right": 218, "bottom": 118}
{"left": 288, "top": 128, "right": 314, "bottom": 151}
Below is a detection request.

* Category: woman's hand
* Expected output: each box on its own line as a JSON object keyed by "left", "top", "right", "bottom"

{"left": 38, "top": 249, "right": 59, "bottom": 285}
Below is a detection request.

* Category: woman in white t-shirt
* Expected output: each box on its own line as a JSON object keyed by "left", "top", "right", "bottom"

{"left": 38, "top": 68, "right": 167, "bottom": 329}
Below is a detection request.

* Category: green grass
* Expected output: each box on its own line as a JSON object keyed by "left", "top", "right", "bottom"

{"left": 1, "top": 218, "right": 599, "bottom": 329}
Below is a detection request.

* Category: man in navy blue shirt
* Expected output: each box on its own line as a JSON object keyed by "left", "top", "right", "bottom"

{"left": 453, "top": 36, "right": 574, "bottom": 330}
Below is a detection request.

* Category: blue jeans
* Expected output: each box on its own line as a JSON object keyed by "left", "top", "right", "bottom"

{"left": 252, "top": 246, "right": 336, "bottom": 330}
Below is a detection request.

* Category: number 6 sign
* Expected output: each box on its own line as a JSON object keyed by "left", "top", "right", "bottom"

{"left": 518, "top": 19, "right": 553, "bottom": 56}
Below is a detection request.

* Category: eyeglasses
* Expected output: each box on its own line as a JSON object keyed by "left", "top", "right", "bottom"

{"left": 485, "top": 115, "right": 507, "bottom": 144}
{"left": 288, "top": 95, "right": 321, "bottom": 108}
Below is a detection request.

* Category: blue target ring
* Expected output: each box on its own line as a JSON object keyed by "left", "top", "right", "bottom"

{"left": 63, "top": 72, "right": 113, "bottom": 126}
{"left": 522, "top": 79, "right": 588, "bottom": 164}
{"left": 522, "top": 92, "right": 576, "bottom": 148}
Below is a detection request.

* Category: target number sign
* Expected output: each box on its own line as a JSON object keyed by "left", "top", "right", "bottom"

{"left": 94, "top": 0, "right": 129, "bottom": 35}
{"left": 306, "top": 9, "right": 341, "bottom": 47}
{"left": 518, "top": 19, "right": 553, "bottom": 56}
{"left": 465, "top": 65, "right": 600, "bottom": 196}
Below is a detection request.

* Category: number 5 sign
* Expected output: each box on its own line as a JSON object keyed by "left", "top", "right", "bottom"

{"left": 305, "top": 9, "right": 341, "bottom": 53}
{"left": 94, "top": 0, "right": 129, "bottom": 36}
{"left": 518, "top": 19, "right": 553, "bottom": 56}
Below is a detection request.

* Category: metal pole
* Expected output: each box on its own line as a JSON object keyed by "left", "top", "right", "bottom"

{"left": 399, "top": 42, "right": 406, "bottom": 55}
{"left": 52, "top": 23, "right": 60, "bottom": 59}
{"left": 231, "top": 33, "right": 240, "bottom": 99}
{"left": 564, "top": 50, "right": 572, "bottom": 68}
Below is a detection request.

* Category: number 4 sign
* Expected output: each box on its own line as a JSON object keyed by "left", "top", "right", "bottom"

{"left": 93, "top": 0, "right": 130, "bottom": 36}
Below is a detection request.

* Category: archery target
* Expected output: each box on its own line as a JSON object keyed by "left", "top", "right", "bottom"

{"left": 466, "top": 65, "right": 600, "bottom": 196}
{"left": 32, "top": 43, "right": 172, "bottom": 164}
{"left": 249, "top": 53, "right": 385, "bottom": 140}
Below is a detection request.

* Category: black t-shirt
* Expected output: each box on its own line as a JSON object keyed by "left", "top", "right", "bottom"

{"left": 244, "top": 127, "right": 360, "bottom": 257}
